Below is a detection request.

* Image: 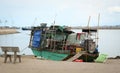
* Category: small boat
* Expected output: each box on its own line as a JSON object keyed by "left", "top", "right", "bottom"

{"left": 22, "top": 27, "right": 32, "bottom": 30}
{"left": 29, "top": 23, "right": 99, "bottom": 62}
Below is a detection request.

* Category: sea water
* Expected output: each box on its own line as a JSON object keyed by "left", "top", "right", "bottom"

{"left": 0, "top": 29, "right": 33, "bottom": 55}
{"left": 0, "top": 29, "right": 120, "bottom": 57}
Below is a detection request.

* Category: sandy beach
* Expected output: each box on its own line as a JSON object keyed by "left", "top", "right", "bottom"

{"left": 0, "top": 56, "right": 120, "bottom": 73}
{"left": 0, "top": 28, "right": 19, "bottom": 35}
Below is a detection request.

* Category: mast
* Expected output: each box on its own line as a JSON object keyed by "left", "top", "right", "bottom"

{"left": 85, "top": 16, "right": 91, "bottom": 62}
{"left": 87, "top": 16, "right": 91, "bottom": 38}
{"left": 97, "top": 13, "right": 100, "bottom": 46}
{"left": 51, "top": 14, "right": 57, "bottom": 50}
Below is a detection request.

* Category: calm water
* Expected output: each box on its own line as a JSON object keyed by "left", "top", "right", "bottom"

{"left": 0, "top": 29, "right": 120, "bottom": 57}
{"left": 98, "top": 29, "right": 120, "bottom": 57}
{"left": 0, "top": 29, "right": 33, "bottom": 55}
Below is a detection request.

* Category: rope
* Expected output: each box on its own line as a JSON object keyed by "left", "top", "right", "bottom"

{"left": 20, "top": 46, "right": 28, "bottom": 53}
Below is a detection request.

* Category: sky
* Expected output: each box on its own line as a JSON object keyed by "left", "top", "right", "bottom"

{"left": 0, "top": 0, "right": 120, "bottom": 27}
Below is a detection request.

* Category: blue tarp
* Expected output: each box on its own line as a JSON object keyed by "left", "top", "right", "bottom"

{"left": 32, "top": 30, "right": 42, "bottom": 48}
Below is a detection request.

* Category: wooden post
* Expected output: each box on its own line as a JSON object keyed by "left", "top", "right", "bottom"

{"left": 97, "top": 13, "right": 100, "bottom": 46}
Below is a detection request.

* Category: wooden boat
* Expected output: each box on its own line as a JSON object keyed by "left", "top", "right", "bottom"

{"left": 29, "top": 23, "right": 99, "bottom": 62}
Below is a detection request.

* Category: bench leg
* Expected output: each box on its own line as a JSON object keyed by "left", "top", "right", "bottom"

{"left": 4, "top": 55, "right": 7, "bottom": 63}
{"left": 14, "top": 55, "right": 17, "bottom": 64}
{"left": 9, "top": 55, "right": 12, "bottom": 62}
{"left": 4, "top": 55, "right": 12, "bottom": 63}
{"left": 18, "top": 55, "right": 21, "bottom": 63}
{"left": 13, "top": 55, "right": 21, "bottom": 63}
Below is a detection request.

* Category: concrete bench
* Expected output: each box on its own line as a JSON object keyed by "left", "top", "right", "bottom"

{"left": 1, "top": 46, "right": 21, "bottom": 63}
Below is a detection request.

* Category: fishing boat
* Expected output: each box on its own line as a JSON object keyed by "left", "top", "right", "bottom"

{"left": 22, "top": 27, "right": 32, "bottom": 30}
{"left": 29, "top": 23, "right": 99, "bottom": 62}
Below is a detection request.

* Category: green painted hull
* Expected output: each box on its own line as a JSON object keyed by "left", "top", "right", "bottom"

{"left": 32, "top": 49, "right": 69, "bottom": 61}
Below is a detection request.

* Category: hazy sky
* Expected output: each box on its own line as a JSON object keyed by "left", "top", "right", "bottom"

{"left": 0, "top": 0, "right": 120, "bottom": 27}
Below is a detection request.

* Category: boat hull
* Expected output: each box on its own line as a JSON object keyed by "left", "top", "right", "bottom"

{"left": 31, "top": 49, "right": 69, "bottom": 61}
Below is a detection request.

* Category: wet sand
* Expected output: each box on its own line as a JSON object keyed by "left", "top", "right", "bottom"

{"left": 0, "top": 56, "right": 120, "bottom": 73}
{"left": 0, "top": 28, "right": 19, "bottom": 35}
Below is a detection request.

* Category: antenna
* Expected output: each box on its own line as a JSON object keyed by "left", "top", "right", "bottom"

{"left": 32, "top": 17, "right": 37, "bottom": 26}
{"left": 53, "top": 14, "right": 57, "bottom": 25}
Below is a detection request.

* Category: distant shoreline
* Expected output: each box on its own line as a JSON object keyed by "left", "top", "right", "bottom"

{"left": 0, "top": 28, "right": 19, "bottom": 35}
{"left": 71, "top": 27, "right": 120, "bottom": 30}
{"left": 0, "top": 26, "right": 120, "bottom": 35}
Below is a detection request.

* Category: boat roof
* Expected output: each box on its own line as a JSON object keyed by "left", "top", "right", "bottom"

{"left": 82, "top": 28, "right": 97, "bottom": 32}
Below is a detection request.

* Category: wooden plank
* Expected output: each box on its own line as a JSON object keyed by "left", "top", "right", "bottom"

{"left": 1, "top": 46, "right": 19, "bottom": 52}
{"left": 67, "top": 53, "right": 82, "bottom": 62}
